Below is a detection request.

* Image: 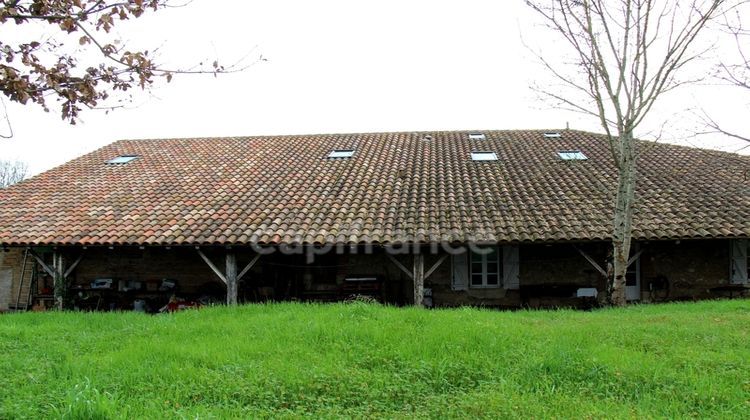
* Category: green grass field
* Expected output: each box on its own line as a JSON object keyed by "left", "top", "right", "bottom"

{"left": 1, "top": 300, "right": 749, "bottom": 419}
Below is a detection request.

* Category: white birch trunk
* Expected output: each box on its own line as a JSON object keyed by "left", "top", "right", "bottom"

{"left": 608, "top": 132, "right": 636, "bottom": 306}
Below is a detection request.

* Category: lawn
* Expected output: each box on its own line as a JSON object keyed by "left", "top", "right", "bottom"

{"left": 1, "top": 300, "right": 749, "bottom": 419}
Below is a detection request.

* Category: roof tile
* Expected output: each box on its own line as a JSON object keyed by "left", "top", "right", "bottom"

{"left": 0, "top": 130, "right": 748, "bottom": 245}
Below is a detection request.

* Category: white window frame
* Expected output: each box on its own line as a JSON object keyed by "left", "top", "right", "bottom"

{"left": 106, "top": 155, "right": 138, "bottom": 164}
{"left": 470, "top": 151, "right": 498, "bottom": 161}
{"left": 558, "top": 150, "right": 588, "bottom": 160}
{"left": 469, "top": 247, "right": 501, "bottom": 288}
{"left": 327, "top": 149, "right": 354, "bottom": 159}
{"left": 468, "top": 133, "right": 486, "bottom": 140}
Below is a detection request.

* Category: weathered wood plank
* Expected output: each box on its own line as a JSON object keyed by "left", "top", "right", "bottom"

{"left": 627, "top": 248, "right": 644, "bottom": 268}
{"left": 424, "top": 254, "right": 448, "bottom": 281}
{"left": 28, "top": 248, "right": 54, "bottom": 278}
{"left": 413, "top": 253, "right": 424, "bottom": 307}
{"left": 226, "top": 251, "right": 238, "bottom": 305}
{"left": 237, "top": 253, "right": 261, "bottom": 282}
{"left": 64, "top": 252, "right": 85, "bottom": 278}
{"left": 196, "top": 249, "right": 227, "bottom": 284}
{"left": 53, "top": 251, "right": 65, "bottom": 310}
{"left": 573, "top": 245, "right": 607, "bottom": 277}
{"left": 386, "top": 253, "right": 413, "bottom": 279}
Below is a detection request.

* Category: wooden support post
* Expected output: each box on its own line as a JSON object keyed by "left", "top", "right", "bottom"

{"left": 412, "top": 253, "right": 424, "bottom": 307}
{"left": 26, "top": 248, "right": 84, "bottom": 311}
{"left": 53, "top": 251, "right": 65, "bottom": 310}
{"left": 225, "top": 251, "right": 238, "bottom": 305}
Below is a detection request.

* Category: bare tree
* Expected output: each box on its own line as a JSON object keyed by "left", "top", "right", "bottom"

{"left": 0, "top": 160, "right": 28, "bottom": 187}
{"left": 526, "top": 0, "right": 731, "bottom": 305}
{"left": 696, "top": 4, "right": 750, "bottom": 145}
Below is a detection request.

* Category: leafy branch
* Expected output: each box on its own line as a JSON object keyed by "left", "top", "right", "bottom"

{"left": 0, "top": 0, "right": 253, "bottom": 124}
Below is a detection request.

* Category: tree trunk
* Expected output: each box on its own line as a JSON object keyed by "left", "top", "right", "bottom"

{"left": 607, "top": 132, "right": 637, "bottom": 306}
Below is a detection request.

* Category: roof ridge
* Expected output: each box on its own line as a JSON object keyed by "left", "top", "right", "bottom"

{"left": 110, "top": 128, "right": 582, "bottom": 143}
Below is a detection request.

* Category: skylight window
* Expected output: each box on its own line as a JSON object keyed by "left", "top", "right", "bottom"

{"left": 543, "top": 132, "right": 562, "bottom": 138}
{"left": 468, "top": 133, "right": 486, "bottom": 140}
{"left": 106, "top": 155, "right": 138, "bottom": 165}
{"left": 471, "top": 151, "right": 498, "bottom": 161}
{"left": 558, "top": 150, "right": 588, "bottom": 160}
{"left": 327, "top": 149, "right": 354, "bottom": 159}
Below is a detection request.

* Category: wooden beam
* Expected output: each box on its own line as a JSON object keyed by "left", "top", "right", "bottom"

{"left": 53, "top": 251, "right": 65, "bottom": 310}
{"left": 226, "top": 251, "right": 238, "bottom": 305}
{"left": 196, "top": 248, "right": 227, "bottom": 284}
{"left": 386, "top": 253, "right": 413, "bottom": 279}
{"left": 424, "top": 254, "right": 448, "bottom": 281}
{"left": 573, "top": 245, "right": 607, "bottom": 277}
{"left": 64, "top": 252, "right": 85, "bottom": 278}
{"left": 413, "top": 253, "right": 425, "bottom": 307}
{"left": 237, "top": 253, "right": 261, "bottom": 282}
{"left": 28, "top": 248, "right": 54, "bottom": 278}
{"left": 627, "top": 248, "right": 644, "bottom": 268}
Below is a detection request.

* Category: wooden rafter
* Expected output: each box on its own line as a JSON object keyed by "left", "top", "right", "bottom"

{"left": 627, "top": 248, "right": 644, "bottom": 268}
{"left": 237, "top": 253, "right": 261, "bottom": 282}
{"left": 386, "top": 253, "right": 413, "bottom": 279}
{"left": 64, "top": 252, "right": 85, "bottom": 278}
{"left": 196, "top": 248, "right": 227, "bottom": 284}
{"left": 27, "top": 248, "right": 54, "bottom": 277}
{"left": 424, "top": 254, "right": 448, "bottom": 280}
{"left": 573, "top": 245, "right": 607, "bottom": 277}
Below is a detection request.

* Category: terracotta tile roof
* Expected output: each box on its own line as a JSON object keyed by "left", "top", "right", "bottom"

{"left": 0, "top": 130, "right": 748, "bottom": 246}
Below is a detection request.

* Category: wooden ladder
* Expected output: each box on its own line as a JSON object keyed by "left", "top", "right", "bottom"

{"left": 10, "top": 249, "right": 36, "bottom": 311}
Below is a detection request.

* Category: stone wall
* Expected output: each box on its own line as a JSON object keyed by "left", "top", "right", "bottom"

{"left": 0, "top": 248, "right": 24, "bottom": 311}
{"left": 640, "top": 239, "right": 731, "bottom": 301}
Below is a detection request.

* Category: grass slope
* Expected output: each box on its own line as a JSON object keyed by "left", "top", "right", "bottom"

{"left": 1, "top": 300, "right": 749, "bottom": 418}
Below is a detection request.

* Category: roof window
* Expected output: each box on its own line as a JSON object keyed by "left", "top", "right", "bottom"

{"left": 543, "top": 132, "right": 562, "bottom": 138}
{"left": 106, "top": 155, "right": 138, "bottom": 165}
{"left": 327, "top": 149, "right": 355, "bottom": 159}
{"left": 558, "top": 150, "right": 588, "bottom": 160}
{"left": 468, "top": 133, "right": 486, "bottom": 140}
{"left": 471, "top": 151, "right": 498, "bottom": 161}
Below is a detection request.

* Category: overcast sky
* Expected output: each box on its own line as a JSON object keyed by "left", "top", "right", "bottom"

{"left": 1, "top": 0, "right": 748, "bottom": 175}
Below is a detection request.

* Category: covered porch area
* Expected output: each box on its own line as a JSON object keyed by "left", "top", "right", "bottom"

{"left": 7, "top": 244, "right": 452, "bottom": 312}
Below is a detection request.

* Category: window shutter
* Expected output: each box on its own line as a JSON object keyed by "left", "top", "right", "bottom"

{"left": 730, "top": 239, "right": 748, "bottom": 285}
{"left": 503, "top": 245, "right": 520, "bottom": 290}
{"left": 451, "top": 251, "right": 468, "bottom": 291}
